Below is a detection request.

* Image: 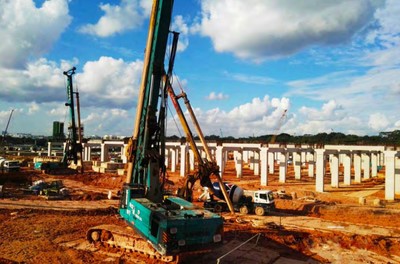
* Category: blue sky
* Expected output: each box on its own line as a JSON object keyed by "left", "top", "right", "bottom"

{"left": 1, "top": 0, "right": 400, "bottom": 138}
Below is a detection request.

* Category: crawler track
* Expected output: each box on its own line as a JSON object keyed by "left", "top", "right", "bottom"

{"left": 87, "top": 224, "right": 178, "bottom": 263}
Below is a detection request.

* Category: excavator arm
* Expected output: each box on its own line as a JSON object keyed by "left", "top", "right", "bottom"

{"left": 123, "top": 0, "right": 174, "bottom": 203}
{"left": 164, "top": 33, "right": 235, "bottom": 213}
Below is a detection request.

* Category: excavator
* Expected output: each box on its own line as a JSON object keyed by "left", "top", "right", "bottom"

{"left": 86, "top": 0, "right": 229, "bottom": 262}
{"left": 165, "top": 31, "right": 235, "bottom": 213}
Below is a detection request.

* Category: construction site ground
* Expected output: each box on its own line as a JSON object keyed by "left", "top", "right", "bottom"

{"left": 0, "top": 160, "right": 400, "bottom": 264}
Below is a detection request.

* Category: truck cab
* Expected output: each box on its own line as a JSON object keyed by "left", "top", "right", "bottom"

{"left": 243, "top": 189, "right": 275, "bottom": 216}
{"left": 252, "top": 190, "right": 275, "bottom": 205}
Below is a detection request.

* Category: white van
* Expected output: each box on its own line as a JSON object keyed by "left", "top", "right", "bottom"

{"left": 3, "top": 160, "right": 20, "bottom": 171}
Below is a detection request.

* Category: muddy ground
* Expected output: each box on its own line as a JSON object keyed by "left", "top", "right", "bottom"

{"left": 0, "top": 161, "right": 399, "bottom": 263}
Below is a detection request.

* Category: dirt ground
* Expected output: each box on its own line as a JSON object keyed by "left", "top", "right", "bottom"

{"left": 0, "top": 160, "right": 399, "bottom": 264}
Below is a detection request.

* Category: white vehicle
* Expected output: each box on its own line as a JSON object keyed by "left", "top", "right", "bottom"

{"left": 204, "top": 182, "right": 275, "bottom": 216}
{"left": 3, "top": 160, "right": 20, "bottom": 171}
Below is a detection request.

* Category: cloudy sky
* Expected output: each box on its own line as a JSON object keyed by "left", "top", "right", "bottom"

{"left": 1, "top": 0, "right": 399, "bottom": 138}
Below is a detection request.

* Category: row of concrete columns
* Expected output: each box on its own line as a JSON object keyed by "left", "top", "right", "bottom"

{"left": 48, "top": 141, "right": 128, "bottom": 163}
{"left": 48, "top": 141, "right": 399, "bottom": 201}
{"left": 164, "top": 144, "right": 397, "bottom": 201}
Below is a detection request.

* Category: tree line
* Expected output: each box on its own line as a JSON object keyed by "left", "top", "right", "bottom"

{"left": 2, "top": 130, "right": 400, "bottom": 148}
{"left": 168, "top": 130, "right": 400, "bottom": 146}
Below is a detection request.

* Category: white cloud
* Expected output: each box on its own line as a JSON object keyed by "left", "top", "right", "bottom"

{"left": 76, "top": 56, "right": 143, "bottom": 109}
{"left": 28, "top": 102, "right": 40, "bottom": 115}
{"left": 291, "top": 116, "right": 364, "bottom": 135}
{"left": 81, "top": 107, "right": 132, "bottom": 135}
{"left": 368, "top": 113, "right": 389, "bottom": 131}
{"left": 394, "top": 120, "right": 400, "bottom": 129}
{"left": 363, "top": 1, "right": 400, "bottom": 68}
{"left": 271, "top": 98, "right": 289, "bottom": 111}
{"left": 229, "top": 72, "right": 276, "bottom": 85}
{"left": 206, "top": 92, "right": 229, "bottom": 100}
{"left": 287, "top": 65, "right": 400, "bottom": 115}
{"left": 299, "top": 100, "right": 343, "bottom": 121}
{"left": 0, "top": 58, "right": 73, "bottom": 103}
{"left": 0, "top": 56, "right": 142, "bottom": 110}
{"left": 166, "top": 95, "right": 291, "bottom": 137}
{"left": 49, "top": 104, "right": 68, "bottom": 117}
{"left": 0, "top": 0, "right": 71, "bottom": 68}
{"left": 171, "top": 15, "right": 190, "bottom": 52}
{"left": 79, "top": 0, "right": 150, "bottom": 37}
{"left": 367, "top": 0, "right": 400, "bottom": 46}
{"left": 195, "top": 0, "right": 380, "bottom": 61}
{"left": 25, "top": 58, "right": 66, "bottom": 88}
{"left": 139, "top": 0, "right": 152, "bottom": 16}
{"left": 0, "top": 109, "right": 17, "bottom": 130}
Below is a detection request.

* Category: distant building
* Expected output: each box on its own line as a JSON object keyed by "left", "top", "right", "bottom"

{"left": 103, "top": 135, "right": 125, "bottom": 140}
{"left": 52, "top": 121, "right": 65, "bottom": 141}
{"left": 13, "top": 133, "right": 33, "bottom": 138}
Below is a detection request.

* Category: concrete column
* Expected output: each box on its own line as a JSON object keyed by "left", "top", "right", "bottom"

{"left": 362, "top": 153, "right": 371, "bottom": 179}
{"left": 82, "top": 145, "right": 86, "bottom": 161}
{"left": 396, "top": 157, "right": 400, "bottom": 195}
{"left": 63, "top": 142, "right": 67, "bottom": 158}
{"left": 81, "top": 144, "right": 87, "bottom": 161}
{"left": 338, "top": 153, "right": 344, "bottom": 165}
{"left": 234, "top": 150, "right": 243, "bottom": 178}
{"left": 243, "top": 151, "right": 249, "bottom": 163}
{"left": 268, "top": 152, "right": 275, "bottom": 174}
{"left": 88, "top": 146, "right": 92, "bottom": 161}
{"left": 301, "top": 151, "right": 306, "bottom": 163}
{"left": 100, "top": 143, "right": 108, "bottom": 162}
{"left": 331, "top": 154, "right": 339, "bottom": 188}
{"left": 201, "top": 149, "right": 207, "bottom": 160}
{"left": 379, "top": 152, "right": 384, "bottom": 166}
{"left": 180, "top": 144, "right": 187, "bottom": 177}
{"left": 353, "top": 153, "right": 362, "bottom": 183}
{"left": 216, "top": 146, "right": 224, "bottom": 178}
{"left": 47, "top": 142, "right": 52, "bottom": 156}
{"left": 293, "top": 152, "right": 301, "bottom": 180}
{"left": 164, "top": 148, "right": 169, "bottom": 168}
{"left": 307, "top": 152, "right": 315, "bottom": 177}
{"left": 253, "top": 151, "right": 260, "bottom": 176}
{"left": 315, "top": 149, "right": 325, "bottom": 192}
{"left": 260, "top": 147, "right": 268, "bottom": 186}
{"left": 384, "top": 151, "right": 397, "bottom": 200}
{"left": 249, "top": 151, "right": 254, "bottom": 170}
{"left": 279, "top": 152, "right": 287, "bottom": 183}
{"left": 170, "top": 149, "right": 176, "bottom": 172}
{"left": 189, "top": 149, "right": 195, "bottom": 171}
{"left": 371, "top": 152, "right": 378, "bottom": 177}
{"left": 343, "top": 154, "right": 351, "bottom": 185}
{"left": 122, "top": 144, "right": 127, "bottom": 163}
